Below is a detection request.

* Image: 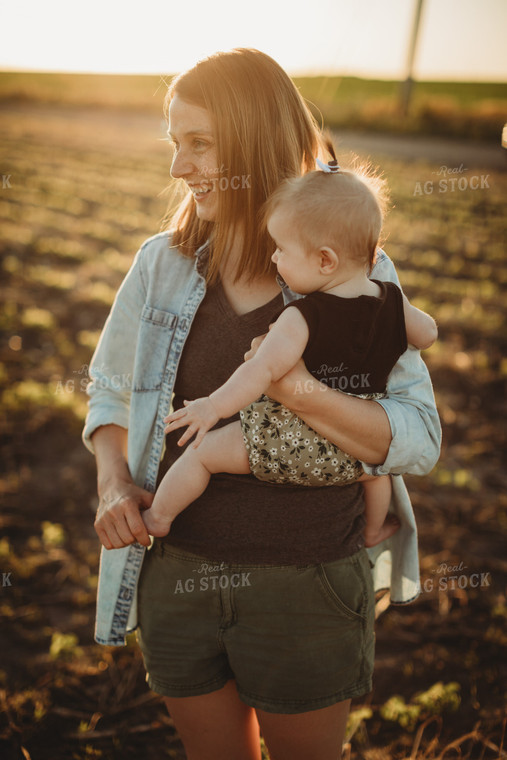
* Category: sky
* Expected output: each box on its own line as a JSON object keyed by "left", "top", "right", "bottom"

{"left": 1, "top": 0, "right": 506, "bottom": 81}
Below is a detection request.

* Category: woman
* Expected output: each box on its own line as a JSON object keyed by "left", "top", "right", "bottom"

{"left": 83, "top": 48, "right": 440, "bottom": 760}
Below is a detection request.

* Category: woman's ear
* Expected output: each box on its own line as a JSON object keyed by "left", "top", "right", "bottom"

{"left": 319, "top": 246, "right": 339, "bottom": 274}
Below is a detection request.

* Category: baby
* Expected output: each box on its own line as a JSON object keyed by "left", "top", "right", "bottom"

{"left": 143, "top": 155, "right": 437, "bottom": 547}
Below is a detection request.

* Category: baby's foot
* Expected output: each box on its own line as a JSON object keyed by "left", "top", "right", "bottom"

{"left": 364, "top": 514, "right": 400, "bottom": 547}
{"left": 142, "top": 508, "right": 173, "bottom": 538}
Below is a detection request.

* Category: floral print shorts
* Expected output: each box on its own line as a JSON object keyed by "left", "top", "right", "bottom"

{"left": 239, "top": 394, "right": 383, "bottom": 487}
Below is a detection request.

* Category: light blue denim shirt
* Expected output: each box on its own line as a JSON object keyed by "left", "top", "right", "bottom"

{"left": 83, "top": 231, "right": 441, "bottom": 646}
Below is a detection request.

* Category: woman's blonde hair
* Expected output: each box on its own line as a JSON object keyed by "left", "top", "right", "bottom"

{"left": 263, "top": 159, "right": 390, "bottom": 273}
{"left": 163, "top": 48, "right": 323, "bottom": 283}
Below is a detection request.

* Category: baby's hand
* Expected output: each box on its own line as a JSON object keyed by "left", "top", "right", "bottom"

{"left": 164, "top": 397, "right": 220, "bottom": 448}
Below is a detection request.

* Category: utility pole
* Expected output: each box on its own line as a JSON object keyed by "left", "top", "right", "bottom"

{"left": 400, "top": 0, "right": 425, "bottom": 117}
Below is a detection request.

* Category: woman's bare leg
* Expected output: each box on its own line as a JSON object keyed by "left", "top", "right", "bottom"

{"left": 360, "top": 474, "right": 400, "bottom": 547}
{"left": 256, "top": 699, "right": 351, "bottom": 760}
{"left": 164, "top": 680, "right": 262, "bottom": 760}
{"left": 143, "top": 421, "right": 249, "bottom": 536}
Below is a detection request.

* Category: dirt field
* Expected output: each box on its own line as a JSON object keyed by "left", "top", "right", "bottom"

{"left": 0, "top": 103, "right": 506, "bottom": 759}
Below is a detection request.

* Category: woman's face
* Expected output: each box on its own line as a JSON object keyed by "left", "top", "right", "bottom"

{"left": 168, "top": 94, "right": 219, "bottom": 222}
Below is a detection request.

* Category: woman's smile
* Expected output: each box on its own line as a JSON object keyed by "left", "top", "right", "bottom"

{"left": 188, "top": 181, "right": 214, "bottom": 202}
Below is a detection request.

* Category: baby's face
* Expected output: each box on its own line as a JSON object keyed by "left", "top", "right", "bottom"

{"left": 268, "top": 209, "right": 321, "bottom": 294}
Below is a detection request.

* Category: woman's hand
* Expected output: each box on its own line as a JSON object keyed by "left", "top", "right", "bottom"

{"left": 91, "top": 424, "right": 153, "bottom": 550}
{"left": 94, "top": 475, "right": 153, "bottom": 550}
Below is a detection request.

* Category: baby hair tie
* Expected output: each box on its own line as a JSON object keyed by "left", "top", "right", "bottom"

{"left": 315, "top": 156, "right": 340, "bottom": 173}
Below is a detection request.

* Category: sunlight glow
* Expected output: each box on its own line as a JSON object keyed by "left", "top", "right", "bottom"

{"left": 0, "top": 0, "right": 506, "bottom": 81}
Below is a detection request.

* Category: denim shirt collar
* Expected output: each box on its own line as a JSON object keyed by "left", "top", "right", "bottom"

{"left": 194, "top": 240, "right": 211, "bottom": 278}
{"left": 194, "top": 242, "right": 301, "bottom": 305}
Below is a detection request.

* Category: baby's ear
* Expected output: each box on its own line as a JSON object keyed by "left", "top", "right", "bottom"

{"left": 319, "top": 246, "right": 339, "bottom": 274}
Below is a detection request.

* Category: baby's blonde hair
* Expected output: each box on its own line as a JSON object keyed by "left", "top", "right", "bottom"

{"left": 264, "top": 158, "right": 389, "bottom": 272}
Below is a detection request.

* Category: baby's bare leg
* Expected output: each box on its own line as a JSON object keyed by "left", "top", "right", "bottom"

{"left": 143, "top": 421, "right": 250, "bottom": 537}
{"left": 359, "top": 474, "right": 400, "bottom": 547}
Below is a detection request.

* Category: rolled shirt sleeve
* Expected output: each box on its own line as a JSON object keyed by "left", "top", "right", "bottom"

{"left": 362, "top": 252, "right": 442, "bottom": 476}
{"left": 82, "top": 246, "right": 147, "bottom": 453}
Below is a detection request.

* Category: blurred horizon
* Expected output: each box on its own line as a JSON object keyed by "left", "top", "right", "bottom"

{"left": 0, "top": 68, "right": 505, "bottom": 85}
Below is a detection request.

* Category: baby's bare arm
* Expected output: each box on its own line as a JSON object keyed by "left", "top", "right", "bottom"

{"left": 402, "top": 293, "right": 438, "bottom": 350}
{"left": 210, "top": 307, "right": 309, "bottom": 417}
{"left": 164, "top": 307, "right": 309, "bottom": 446}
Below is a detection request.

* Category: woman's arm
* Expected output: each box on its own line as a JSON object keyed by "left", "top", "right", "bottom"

{"left": 263, "top": 348, "right": 440, "bottom": 474}
{"left": 263, "top": 357, "right": 392, "bottom": 464}
{"left": 83, "top": 245, "right": 154, "bottom": 548}
{"left": 82, "top": 246, "right": 146, "bottom": 454}
{"left": 92, "top": 424, "right": 152, "bottom": 549}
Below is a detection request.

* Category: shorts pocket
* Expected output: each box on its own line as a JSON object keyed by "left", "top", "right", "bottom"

{"left": 132, "top": 305, "right": 178, "bottom": 391}
{"left": 317, "top": 552, "right": 370, "bottom": 621}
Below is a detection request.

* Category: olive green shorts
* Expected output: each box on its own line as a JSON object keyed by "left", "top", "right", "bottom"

{"left": 137, "top": 541, "right": 375, "bottom": 714}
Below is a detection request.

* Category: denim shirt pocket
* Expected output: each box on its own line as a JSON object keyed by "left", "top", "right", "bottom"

{"left": 132, "top": 305, "right": 178, "bottom": 391}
